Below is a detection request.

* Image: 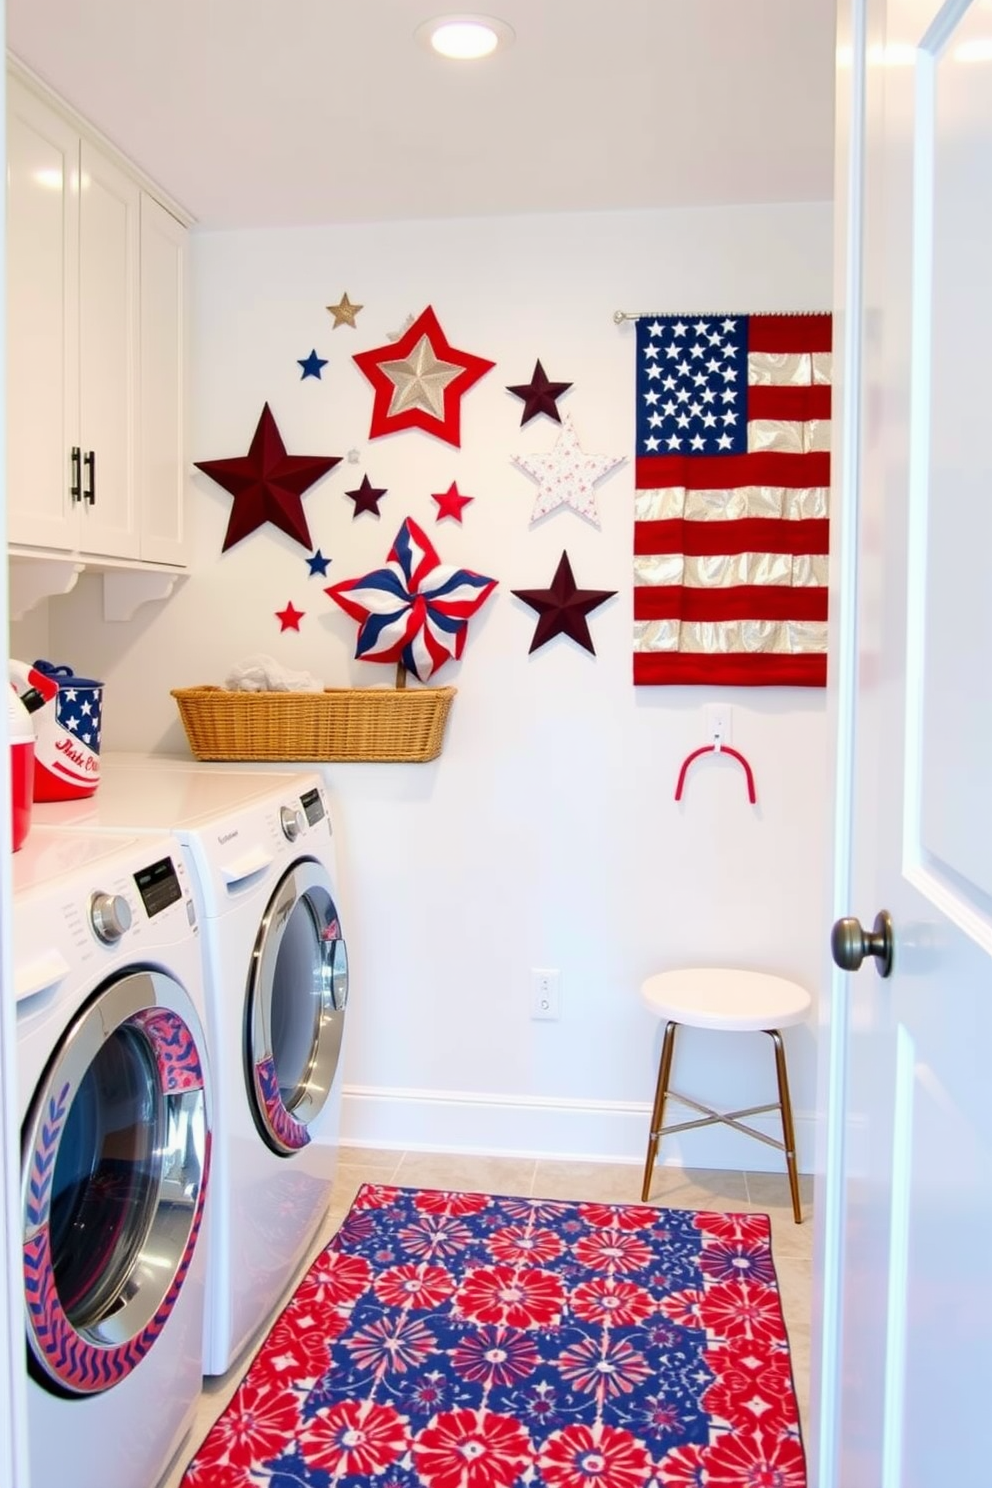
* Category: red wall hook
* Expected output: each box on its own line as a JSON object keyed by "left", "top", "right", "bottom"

{"left": 674, "top": 744, "right": 757, "bottom": 805}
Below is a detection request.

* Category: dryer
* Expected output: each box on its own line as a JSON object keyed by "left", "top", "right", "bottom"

{"left": 12, "top": 827, "right": 211, "bottom": 1488}
{"left": 35, "top": 761, "right": 350, "bottom": 1376}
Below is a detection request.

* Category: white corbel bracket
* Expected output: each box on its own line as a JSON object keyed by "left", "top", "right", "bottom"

{"left": 8, "top": 557, "right": 84, "bottom": 620}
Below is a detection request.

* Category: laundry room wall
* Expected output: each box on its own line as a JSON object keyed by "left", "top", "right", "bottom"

{"left": 34, "top": 200, "right": 835, "bottom": 1168}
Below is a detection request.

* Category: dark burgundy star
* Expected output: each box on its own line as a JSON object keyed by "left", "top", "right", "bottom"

{"left": 512, "top": 551, "right": 616, "bottom": 655}
{"left": 195, "top": 403, "right": 341, "bottom": 552}
{"left": 346, "top": 475, "right": 387, "bottom": 518}
{"left": 506, "top": 359, "right": 572, "bottom": 425}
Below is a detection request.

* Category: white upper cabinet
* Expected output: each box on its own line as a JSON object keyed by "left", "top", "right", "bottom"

{"left": 138, "top": 195, "right": 188, "bottom": 566}
{"left": 6, "top": 70, "right": 189, "bottom": 570}
{"left": 6, "top": 78, "right": 80, "bottom": 549}
{"left": 77, "top": 138, "right": 140, "bottom": 556}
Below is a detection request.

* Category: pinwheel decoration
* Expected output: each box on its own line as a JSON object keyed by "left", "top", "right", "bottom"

{"left": 325, "top": 518, "right": 497, "bottom": 683}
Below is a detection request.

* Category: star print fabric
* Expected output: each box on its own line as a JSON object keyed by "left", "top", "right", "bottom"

{"left": 181, "top": 1185, "right": 806, "bottom": 1488}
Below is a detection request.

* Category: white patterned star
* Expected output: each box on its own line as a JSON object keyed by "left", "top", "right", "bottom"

{"left": 512, "top": 414, "right": 624, "bottom": 527}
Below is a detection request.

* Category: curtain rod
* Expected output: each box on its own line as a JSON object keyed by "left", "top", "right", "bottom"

{"left": 614, "top": 309, "right": 828, "bottom": 323}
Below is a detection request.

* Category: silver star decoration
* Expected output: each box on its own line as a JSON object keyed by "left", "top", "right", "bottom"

{"left": 347, "top": 448, "right": 361, "bottom": 463}
{"left": 512, "top": 413, "right": 625, "bottom": 526}
{"left": 387, "top": 313, "right": 416, "bottom": 343}
{"left": 380, "top": 335, "right": 463, "bottom": 420}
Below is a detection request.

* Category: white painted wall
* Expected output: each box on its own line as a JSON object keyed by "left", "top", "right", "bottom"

{"left": 38, "top": 201, "right": 833, "bottom": 1169}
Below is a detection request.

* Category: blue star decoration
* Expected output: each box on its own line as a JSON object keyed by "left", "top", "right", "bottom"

{"left": 298, "top": 349, "right": 328, "bottom": 380}
{"left": 306, "top": 549, "right": 331, "bottom": 576}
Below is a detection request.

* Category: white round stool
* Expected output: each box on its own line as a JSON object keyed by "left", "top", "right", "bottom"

{"left": 640, "top": 967, "right": 811, "bottom": 1223}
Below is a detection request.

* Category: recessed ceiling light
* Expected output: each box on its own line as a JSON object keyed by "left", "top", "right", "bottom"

{"left": 416, "top": 14, "right": 515, "bottom": 61}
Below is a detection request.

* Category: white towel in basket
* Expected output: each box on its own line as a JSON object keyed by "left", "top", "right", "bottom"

{"left": 224, "top": 654, "right": 323, "bottom": 694}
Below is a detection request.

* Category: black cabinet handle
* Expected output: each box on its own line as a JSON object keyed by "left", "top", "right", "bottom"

{"left": 83, "top": 449, "right": 96, "bottom": 505}
{"left": 70, "top": 446, "right": 82, "bottom": 503}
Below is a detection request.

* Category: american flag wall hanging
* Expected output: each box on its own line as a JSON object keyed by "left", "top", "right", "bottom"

{"left": 632, "top": 312, "right": 832, "bottom": 686}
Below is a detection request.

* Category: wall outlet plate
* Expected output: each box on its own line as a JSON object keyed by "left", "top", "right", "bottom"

{"left": 531, "top": 968, "right": 561, "bottom": 1020}
{"left": 705, "top": 703, "right": 733, "bottom": 748}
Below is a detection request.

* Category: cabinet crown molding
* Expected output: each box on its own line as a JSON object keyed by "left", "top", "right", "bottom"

{"left": 6, "top": 52, "right": 195, "bottom": 229}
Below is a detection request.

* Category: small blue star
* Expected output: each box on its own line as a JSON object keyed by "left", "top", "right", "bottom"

{"left": 306, "top": 549, "right": 331, "bottom": 576}
{"left": 298, "top": 349, "right": 328, "bottom": 380}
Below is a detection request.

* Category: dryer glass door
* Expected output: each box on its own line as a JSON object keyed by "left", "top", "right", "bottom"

{"left": 22, "top": 971, "right": 210, "bottom": 1396}
{"left": 246, "top": 857, "right": 348, "bottom": 1154}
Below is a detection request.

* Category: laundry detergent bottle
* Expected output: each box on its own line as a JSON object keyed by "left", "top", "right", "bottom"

{"left": 8, "top": 684, "right": 35, "bottom": 850}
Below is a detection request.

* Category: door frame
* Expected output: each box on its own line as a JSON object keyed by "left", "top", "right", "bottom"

{"left": 811, "top": 0, "right": 877, "bottom": 1482}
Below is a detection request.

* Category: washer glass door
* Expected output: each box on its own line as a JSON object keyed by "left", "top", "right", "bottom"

{"left": 22, "top": 971, "right": 210, "bottom": 1396}
{"left": 246, "top": 858, "right": 348, "bottom": 1154}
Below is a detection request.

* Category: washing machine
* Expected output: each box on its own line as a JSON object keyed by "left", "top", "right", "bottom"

{"left": 34, "top": 760, "right": 350, "bottom": 1376}
{"left": 12, "top": 827, "right": 211, "bottom": 1488}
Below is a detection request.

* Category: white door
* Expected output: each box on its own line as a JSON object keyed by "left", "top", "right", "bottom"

{"left": 818, "top": 2, "right": 992, "bottom": 1485}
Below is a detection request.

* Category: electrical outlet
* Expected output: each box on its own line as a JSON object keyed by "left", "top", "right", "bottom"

{"left": 531, "top": 968, "right": 561, "bottom": 1020}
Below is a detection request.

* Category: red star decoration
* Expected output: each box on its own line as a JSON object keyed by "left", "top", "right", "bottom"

{"left": 352, "top": 304, "right": 495, "bottom": 447}
{"left": 275, "top": 601, "right": 305, "bottom": 632}
{"left": 195, "top": 403, "right": 341, "bottom": 552}
{"left": 512, "top": 551, "right": 616, "bottom": 656}
{"left": 431, "top": 481, "right": 474, "bottom": 523}
{"left": 346, "top": 474, "right": 387, "bottom": 518}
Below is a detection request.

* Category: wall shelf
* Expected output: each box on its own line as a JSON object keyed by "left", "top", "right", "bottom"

{"left": 8, "top": 549, "right": 187, "bottom": 622}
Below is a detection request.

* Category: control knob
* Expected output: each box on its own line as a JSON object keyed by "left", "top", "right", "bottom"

{"left": 280, "top": 805, "right": 305, "bottom": 842}
{"left": 90, "top": 892, "right": 132, "bottom": 945}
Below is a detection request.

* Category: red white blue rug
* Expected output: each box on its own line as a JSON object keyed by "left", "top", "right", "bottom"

{"left": 182, "top": 1185, "right": 805, "bottom": 1487}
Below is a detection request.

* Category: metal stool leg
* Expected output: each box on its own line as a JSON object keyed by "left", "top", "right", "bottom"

{"left": 768, "top": 1028, "right": 803, "bottom": 1224}
{"left": 641, "top": 1020, "right": 678, "bottom": 1202}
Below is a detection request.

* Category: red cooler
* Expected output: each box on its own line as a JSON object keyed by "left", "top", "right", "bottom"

{"left": 9, "top": 660, "right": 103, "bottom": 801}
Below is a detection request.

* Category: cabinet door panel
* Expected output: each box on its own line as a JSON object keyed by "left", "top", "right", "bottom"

{"left": 6, "top": 79, "right": 79, "bottom": 547}
{"left": 139, "top": 196, "right": 188, "bottom": 564}
{"left": 77, "top": 140, "right": 139, "bottom": 557}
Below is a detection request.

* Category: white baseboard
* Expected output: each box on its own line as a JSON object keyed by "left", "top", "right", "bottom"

{"left": 341, "top": 1083, "right": 815, "bottom": 1174}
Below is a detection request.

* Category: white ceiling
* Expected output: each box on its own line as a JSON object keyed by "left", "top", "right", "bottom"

{"left": 6, "top": 0, "right": 837, "bottom": 230}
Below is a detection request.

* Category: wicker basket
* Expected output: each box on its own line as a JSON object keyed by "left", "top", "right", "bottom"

{"left": 171, "top": 685, "right": 456, "bottom": 763}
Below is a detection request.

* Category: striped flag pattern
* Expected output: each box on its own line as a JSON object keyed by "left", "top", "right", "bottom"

{"left": 633, "top": 313, "right": 831, "bottom": 686}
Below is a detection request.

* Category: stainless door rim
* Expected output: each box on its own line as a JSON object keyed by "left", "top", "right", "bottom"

{"left": 247, "top": 856, "right": 348, "bottom": 1154}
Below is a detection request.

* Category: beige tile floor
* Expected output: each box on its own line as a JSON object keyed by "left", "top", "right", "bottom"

{"left": 159, "top": 1152, "right": 813, "bottom": 1488}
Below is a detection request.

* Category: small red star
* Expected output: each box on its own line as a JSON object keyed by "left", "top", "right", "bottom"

{"left": 431, "top": 482, "right": 474, "bottom": 523}
{"left": 275, "top": 601, "right": 305, "bottom": 632}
